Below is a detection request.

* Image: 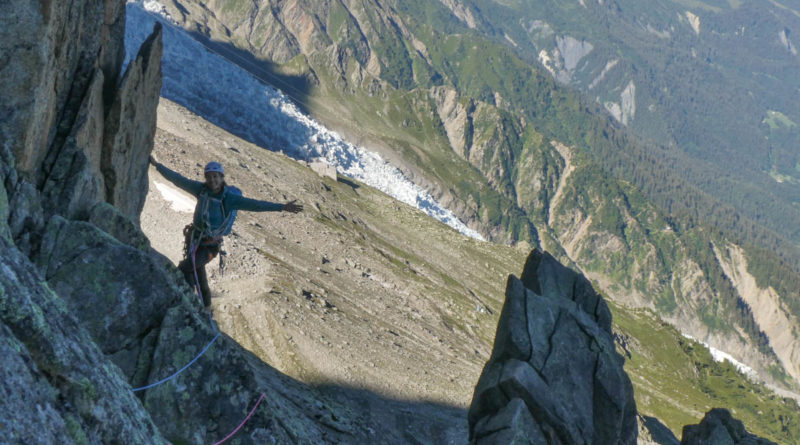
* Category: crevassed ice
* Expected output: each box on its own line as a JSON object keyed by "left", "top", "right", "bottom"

{"left": 125, "top": 2, "right": 484, "bottom": 240}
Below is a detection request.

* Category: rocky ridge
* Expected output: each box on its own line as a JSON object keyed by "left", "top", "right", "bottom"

{"left": 468, "top": 249, "right": 638, "bottom": 444}
{"left": 681, "top": 409, "right": 777, "bottom": 445}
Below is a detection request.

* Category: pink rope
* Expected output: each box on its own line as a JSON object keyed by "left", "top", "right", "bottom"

{"left": 213, "top": 393, "right": 266, "bottom": 445}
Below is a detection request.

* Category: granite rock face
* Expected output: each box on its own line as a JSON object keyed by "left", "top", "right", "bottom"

{"left": 0, "top": 0, "right": 124, "bottom": 176}
{"left": 1, "top": 0, "right": 161, "bottom": 226}
{"left": 0, "top": 236, "right": 167, "bottom": 444}
{"left": 680, "top": 409, "right": 777, "bottom": 445}
{"left": 0, "top": 0, "right": 168, "bottom": 441}
{"left": 102, "top": 24, "right": 163, "bottom": 224}
{"left": 468, "top": 249, "right": 638, "bottom": 444}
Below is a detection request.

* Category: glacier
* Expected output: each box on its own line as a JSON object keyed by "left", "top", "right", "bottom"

{"left": 125, "top": 2, "right": 484, "bottom": 240}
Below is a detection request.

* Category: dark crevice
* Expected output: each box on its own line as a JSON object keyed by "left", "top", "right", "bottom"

{"left": 38, "top": 59, "right": 96, "bottom": 191}
{"left": 538, "top": 311, "right": 562, "bottom": 380}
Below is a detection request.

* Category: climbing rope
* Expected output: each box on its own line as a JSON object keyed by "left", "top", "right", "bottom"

{"left": 144, "top": 153, "right": 261, "bottom": 442}
{"left": 213, "top": 393, "right": 267, "bottom": 445}
{"left": 131, "top": 332, "right": 221, "bottom": 392}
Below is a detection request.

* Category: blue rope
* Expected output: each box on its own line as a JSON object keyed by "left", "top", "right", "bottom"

{"left": 132, "top": 332, "right": 221, "bottom": 392}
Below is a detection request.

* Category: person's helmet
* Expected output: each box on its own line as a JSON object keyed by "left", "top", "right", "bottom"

{"left": 204, "top": 161, "right": 224, "bottom": 175}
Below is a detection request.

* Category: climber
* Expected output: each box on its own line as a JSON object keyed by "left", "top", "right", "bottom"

{"left": 149, "top": 155, "right": 303, "bottom": 311}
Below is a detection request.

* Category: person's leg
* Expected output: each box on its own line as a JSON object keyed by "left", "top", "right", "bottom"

{"left": 178, "top": 258, "right": 195, "bottom": 288}
{"left": 179, "top": 244, "right": 217, "bottom": 307}
{"left": 195, "top": 264, "right": 211, "bottom": 307}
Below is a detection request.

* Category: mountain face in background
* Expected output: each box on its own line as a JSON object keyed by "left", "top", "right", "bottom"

{"left": 148, "top": 0, "right": 800, "bottom": 391}
{"left": 446, "top": 0, "right": 800, "bottom": 249}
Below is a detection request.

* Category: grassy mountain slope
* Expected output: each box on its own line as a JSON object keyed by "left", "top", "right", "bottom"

{"left": 612, "top": 301, "right": 800, "bottom": 443}
{"left": 150, "top": 0, "right": 800, "bottom": 388}
{"left": 143, "top": 98, "right": 800, "bottom": 442}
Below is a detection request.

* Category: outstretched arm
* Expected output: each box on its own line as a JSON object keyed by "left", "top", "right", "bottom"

{"left": 149, "top": 155, "right": 204, "bottom": 196}
{"left": 227, "top": 194, "right": 304, "bottom": 213}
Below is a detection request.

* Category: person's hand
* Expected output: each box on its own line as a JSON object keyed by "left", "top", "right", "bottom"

{"left": 283, "top": 200, "right": 303, "bottom": 214}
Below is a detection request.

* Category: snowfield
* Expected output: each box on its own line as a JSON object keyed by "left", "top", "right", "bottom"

{"left": 125, "top": 2, "right": 484, "bottom": 240}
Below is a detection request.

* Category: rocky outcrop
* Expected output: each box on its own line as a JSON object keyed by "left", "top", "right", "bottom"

{"left": 29, "top": 213, "right": 368, "bottom": 443}
{"left": 439, "top": 0, "right": 479, "bottom": 29}
{"left": 1, "top": 0, "right": 167, "bottom": 441}
{"left": 0, "top": 236, "right": 166, "bottom": 444}
{"left": 0, "top": 0, "right": 125, "bottom": 176}
{"left": 468, "top": 249, "right": 637, "bottom": 444}
{"left": 102, "top": 24, "right": 163, "bottom": 224}
{"left": 639, "top": 415, "right": 680, "bottom": 445}
{"left": 680, "top": 409, "right": 777, "bottom": 445}
{"left": 2, "top": 1, "right": 161, "bottom": 227}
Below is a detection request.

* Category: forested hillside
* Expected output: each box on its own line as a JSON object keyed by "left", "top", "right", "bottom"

{"left": 441, "top": 0, "right": 800, "bottom": 254}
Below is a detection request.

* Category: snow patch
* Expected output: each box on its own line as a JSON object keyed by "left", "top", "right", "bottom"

{"left": 129, "top": 0, "right": 178, "bottom": 25}
{"left": 683, "top": 334, "right": 758, "bottom": 380}
{"left": 153, "top": 180, "right": 195, "bottom": 213}
{"left": 504, "top": 33, "right": 518, "bottom": 47}
{"left": 125, "top": 3, "right": 484, "bottom": 240}
{"left": 779, "top": 29, "right": 797, "bottom": 55}
{"left": 538, "top": 50, "right": 558, "bottom": 78}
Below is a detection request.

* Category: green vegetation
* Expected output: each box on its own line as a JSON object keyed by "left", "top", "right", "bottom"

{"left": 612, "top": 302, "right": 800, "bottom": 442}
{"left": 65, "top": 414, "right": 89, "bottom": 445}
{"left": 764, "top": 110, "right": 797, "bottom": 131}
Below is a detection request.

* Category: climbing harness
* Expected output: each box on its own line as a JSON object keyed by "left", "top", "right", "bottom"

{"left": 184, "top": 184, "right": 241, "bottom": 301}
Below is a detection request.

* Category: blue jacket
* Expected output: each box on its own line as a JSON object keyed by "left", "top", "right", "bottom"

{"left": 155, "top": 162, "right": 284, "bottom": 235}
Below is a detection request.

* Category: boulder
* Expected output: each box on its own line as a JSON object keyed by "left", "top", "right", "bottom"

{"left": 680, "top": 409, "right": 777, "bottom": 445}
{"left": 88, "top": 201, "right": 151, "bottom": 250}
{"left": 34, "top": 215, "right": 184, "bottom": 378}
{"left": 639, "top": 415, "right": 680, "bottom": 445}
{"left": 469, "top": 249, "right": 637, "bottom": 444}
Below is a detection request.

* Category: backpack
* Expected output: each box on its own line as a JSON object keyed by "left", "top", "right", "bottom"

{"left": 194, "top": 185, "right": 242, "bottom": 240}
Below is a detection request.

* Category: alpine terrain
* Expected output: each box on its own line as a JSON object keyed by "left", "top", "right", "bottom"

{"left": 136, "top": 0, "right": 800, "bottom": 394}
{"left": 0, "top": 0, "right": 799, "bottom": 444}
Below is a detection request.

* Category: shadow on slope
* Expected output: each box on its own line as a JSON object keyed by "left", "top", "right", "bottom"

{"left": 134, "top": 295, "right": 468, "bottom": 444}
{"left": 127, "top": 4, "right": 317, "bottom": 162}
{"left": 185, "top": 30, "right": 314, "bottom": 116}
{"left": 36, "top": 212, "right": 467, "bottom": 443}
